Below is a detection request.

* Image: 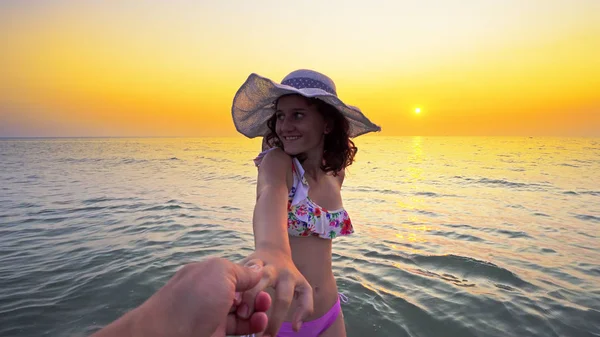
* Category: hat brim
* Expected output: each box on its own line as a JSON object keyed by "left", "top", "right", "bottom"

{"left": 231, "top": 73, "right": 381, "bottom": 138}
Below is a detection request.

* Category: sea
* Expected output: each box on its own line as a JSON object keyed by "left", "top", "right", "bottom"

{"left": 0, "top": 136, "right": 598, "bottom": 337}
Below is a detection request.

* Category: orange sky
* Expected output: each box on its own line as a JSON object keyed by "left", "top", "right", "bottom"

{"left": 1, "top": 0, "right": 599, "bottom": 137}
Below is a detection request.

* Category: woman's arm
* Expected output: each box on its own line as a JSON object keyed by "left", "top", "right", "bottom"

{"left": 252, "top": 148, "right": 293, "bottom": 254}
{"left": 239, "top": 148, "right": 313, "bottom": 336}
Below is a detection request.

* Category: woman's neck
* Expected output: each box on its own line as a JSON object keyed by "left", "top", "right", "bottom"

{"left": 300, "top": 147, "right": 325, "bottom": 181}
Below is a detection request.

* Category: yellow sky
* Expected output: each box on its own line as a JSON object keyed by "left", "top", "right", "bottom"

{"left": 1, "top": 0, "right": 599, "bottom": 137}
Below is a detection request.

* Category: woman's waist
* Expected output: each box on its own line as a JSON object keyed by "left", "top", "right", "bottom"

{"left": 296, "top": 262, "right": 336, "bottom": 292}
{"left": 290, "top": 237, "right": 333, "bottom": 283}
{"left": 288, "top": 236, "right": 338, "bottom": 320}
{"left": 288, "top": 273, "right": 339, "bottom": 321}
{"left": 264, "top": 273, "right": 338, "bottom": 323}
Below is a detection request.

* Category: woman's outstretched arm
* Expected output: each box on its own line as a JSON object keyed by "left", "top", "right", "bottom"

{"left": 240, "top": 148, "right": 313, "bottom": 336}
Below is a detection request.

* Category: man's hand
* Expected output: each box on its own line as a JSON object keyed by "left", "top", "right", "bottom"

{"left": 91, "top": 257, "right": 272, "bottom": 337}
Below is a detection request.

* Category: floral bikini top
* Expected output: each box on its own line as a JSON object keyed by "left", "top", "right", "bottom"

{"left": 254, "top": 148, "right": 354, "bottom": 239}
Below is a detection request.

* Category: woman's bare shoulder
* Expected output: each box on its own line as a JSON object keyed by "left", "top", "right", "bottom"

{"left": 257, "top": 148, "right": 293, "bottom": 189}
{"left": 259, "top": 148, "right": 292, "bottom": 168}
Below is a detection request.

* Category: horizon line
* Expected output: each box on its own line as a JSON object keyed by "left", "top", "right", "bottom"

{"left": 1, "top": 135, "right": 598, "bottom": 140}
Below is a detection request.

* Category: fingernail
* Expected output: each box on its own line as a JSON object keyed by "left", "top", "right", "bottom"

{"left": 234, "top": 292, "right": 241, "bottom": 304}
{"left": 248, "top": 264, "right": 262, "bottom": 272}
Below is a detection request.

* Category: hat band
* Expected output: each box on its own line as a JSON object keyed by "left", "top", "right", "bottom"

{"left": 281, "top": 77, "right": 337, "bottom": 96}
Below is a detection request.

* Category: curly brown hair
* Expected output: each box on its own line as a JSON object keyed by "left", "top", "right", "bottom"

{"left": 264, "top": 94, "right": 358, "bottom": 176}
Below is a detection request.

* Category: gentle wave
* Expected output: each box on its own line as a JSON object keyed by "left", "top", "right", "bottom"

{"left": 1, "top": 137, "right": 599, "bottom": 337}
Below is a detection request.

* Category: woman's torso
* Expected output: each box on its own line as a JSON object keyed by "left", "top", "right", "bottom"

{"left": 255, "top": 148, "right": 351, "bottom": 321}
{"left": 285, "top": 172, "right": 344, "bottom": 321}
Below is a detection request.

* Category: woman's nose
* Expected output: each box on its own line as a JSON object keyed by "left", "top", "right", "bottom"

{"left": 280, "top": 117, "right": 295, "bottom": 132}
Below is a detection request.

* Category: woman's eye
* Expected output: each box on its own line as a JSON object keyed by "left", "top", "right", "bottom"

{"left": 294, "top": 112, "right": 304, "bottom": 119}
{"left": 276, "top": 114, "right": 284, "bottom": 120}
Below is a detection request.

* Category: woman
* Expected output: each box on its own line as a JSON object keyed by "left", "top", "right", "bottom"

{"left": 231, "top": 69, "right": 380, "bottom": 336}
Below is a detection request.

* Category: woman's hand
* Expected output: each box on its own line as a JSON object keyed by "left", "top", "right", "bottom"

{"left": 238, "top": 247, "right": 314, "bottom": 336}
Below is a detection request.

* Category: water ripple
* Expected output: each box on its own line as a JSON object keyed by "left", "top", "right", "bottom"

{"left": 1, "top": 137, "right": 599, "bottom": 337}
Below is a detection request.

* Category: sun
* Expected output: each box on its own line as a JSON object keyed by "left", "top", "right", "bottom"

{"left": 415, "top": 107, "right": 421, "bottom": 114}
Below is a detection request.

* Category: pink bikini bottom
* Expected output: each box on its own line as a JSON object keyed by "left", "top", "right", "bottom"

{"left": 244, "top": 293, "right": 347, "bottom": 337}
{"left": 276, "top": 295, "right": 342, "bottom": 337}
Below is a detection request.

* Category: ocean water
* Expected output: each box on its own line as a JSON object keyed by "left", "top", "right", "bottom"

{"left": 0, "top": 136, "right": 599, "bottom": 337}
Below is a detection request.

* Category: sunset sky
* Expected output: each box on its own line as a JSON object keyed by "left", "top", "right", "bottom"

{"left": 1, "top": 0, "right": 599, "bottom": 137}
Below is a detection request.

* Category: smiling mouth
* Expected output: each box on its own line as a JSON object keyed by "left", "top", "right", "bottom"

{"left": 283, "top": 136, "right": 301, "bottom": 141}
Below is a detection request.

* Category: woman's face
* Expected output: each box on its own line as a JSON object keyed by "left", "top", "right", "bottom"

{"left": 275, "top": 95, "right": 328, "bottom": 156}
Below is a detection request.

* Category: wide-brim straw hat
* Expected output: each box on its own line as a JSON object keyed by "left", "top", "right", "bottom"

{"left": 231, "top": 69, "right": 381, "bottom": 138}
